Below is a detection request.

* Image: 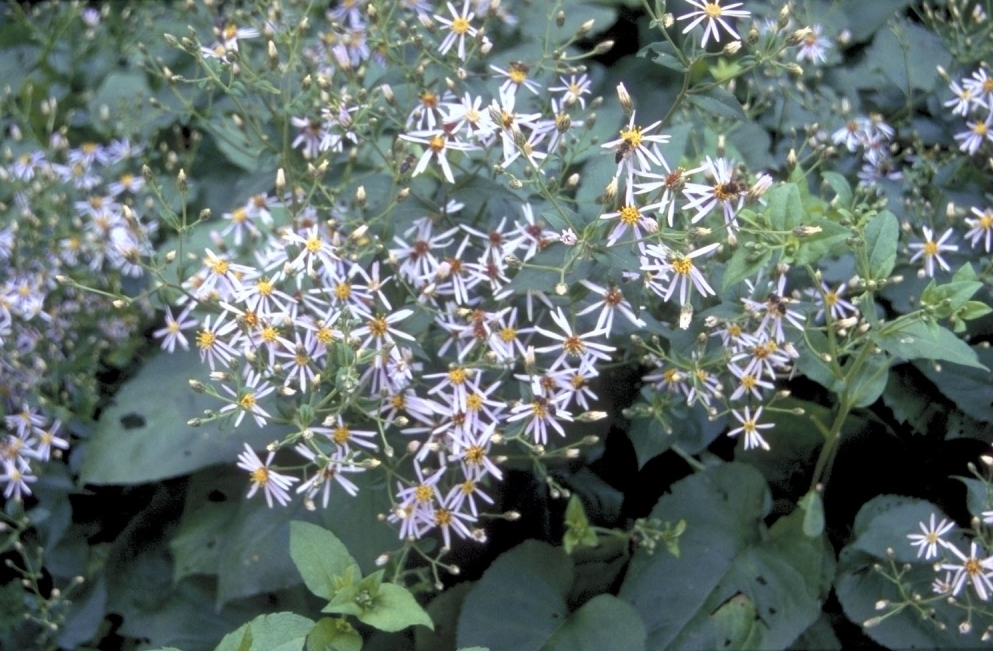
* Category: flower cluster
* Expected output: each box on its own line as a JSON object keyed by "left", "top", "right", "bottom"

{"left": 908, "top": 513, "right": 993, "bottom": 602}
{"left": 0, "top": 135, "right": 158, "bottom": 504}
{"left": 830, "top": 112, "right": 902, "bottom": 186}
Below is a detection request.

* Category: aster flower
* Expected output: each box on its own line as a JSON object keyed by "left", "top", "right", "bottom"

{"left": 434, "top": 0, "right": 478, "bottom": 60}
{"left": 954, "top": 113, "right": 993, "bottom": 155}
{"left": 681, "top": 157, "right": 745, "bottom": 229}
{"left": 601, "top": 111, "right": 670, "bottom": 179}
{"left": 677, "top": 0, "right": 750, "bottom": 48}
{"left": 908, "top": 226, "right": 957, "bottom": 277}
{"left": 728, "top": 405, "right": 773, "bottom": 451}
{"left": 940, "top": 541, "right": 993, "bottom": 601}
{"left": 221, "top": 382, "right": 275, "bottom": 428}
{"left": 400, "top": 128, "right": 477, "bottom": 184}
{"left": 795, "top": 25, "right": 830, "bottom": 64}
{"left": 548, "top": 74, "right": 592, "bottom": 108}
{"left": 154, "top": 305, "right": 198, "bottom": 353}
{"left": 646, "top": 241, "right": 720, "bottom": 306}
{"left": 944, "top": 80, "right": 987, "bottom": 117}
{"left": 490, "top": 61, "right": 541, "bottom": 100}
{"left": 907, "top": 513, "right": 955, "bottom": 560}
{"left": 534, "top": 307, "right": 616, "bottom": 366}
{"left": 576, "top": 280, "right": 645, "bottom": 335}
{"left": 236, "top": 443, "right": 299, "bottom": 508}
{"left": 965, "top": 206, "right": 993, "bottom": 252}
{"left": 963, "top": 67, "right": 993, "bottom": 107}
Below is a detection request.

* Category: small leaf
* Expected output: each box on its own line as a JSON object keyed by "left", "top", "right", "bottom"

{"left": 862, "top": 211, "right": 899, "bottom": 280}
{"left": 637, "top": 41, "right": 687, "bottom": 72}
{"left": 306, "top": 617, "right": 362, "bottom": 651}
{"left": 799, "top": 491, "right": 825, "bottom": 537}
{"left": 355, "top": 583, "right": 434, "bottom": 633}
{"left": 687, "top": 87, "right": 746, "bottom": 121}
{"left": 766, "top": 183, "right": 803, "bottom": 232}
{"left": 722, "top": 248, "right": 771, "bottom": 292}
{"left": 821, "top": 172, "right": 852, "bottom": 208}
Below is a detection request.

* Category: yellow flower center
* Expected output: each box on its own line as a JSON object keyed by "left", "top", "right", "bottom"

{"left": 239, "top": 393, "right": 256, "bottom": 410}
{"left": 704, "top": 2, "right": 723, "bottom": 18}
{"left": 451, "top": 16, "right": 470, "bottom": 35}
{"left": 448, "top": 367, "right": 467, "bottom": 384}
{"left": 619, "top": 126, "right": 643, "bottom": 148}
{"left": 333, "top": 426, "right": 351, "bottom": 444}
{"left": 415, "top": 484, "right": 434, "bottom": 502}
{"left": 618, "top": 205, "right": 640, "bottom": 226}
{"left": 671, "top": 257, "right": 693, "bottom": 275}
{"left": 923, "top": 241, "right": 939, "bottom": 257}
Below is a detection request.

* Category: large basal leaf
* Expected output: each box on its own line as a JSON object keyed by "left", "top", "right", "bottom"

{"left": 456, "top": 540, "right": 645, "bottom": 651}
{"left": 456, "top": 541, "right": 573, "bottom": 651}
{"left": 540, "top": 594, "right": 645, "bottom": 651}
{"left": 618, "top": 464, "right": 832, "bottom": 650}
{"left": 80, "top": 349, "right": 288, "bottom": 485}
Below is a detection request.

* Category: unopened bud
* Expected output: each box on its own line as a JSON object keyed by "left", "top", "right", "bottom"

{"left": 567, "top": 173, "right": 580, "bottom": 187}
{"left": 275, "top": 168, "right": 285, "bottom": 194}
{"left": 603, "top": 177, "right": 618, "bottom": 201}
{"left": 556, "top": 10, "right": 565, "bottom": 27}
{"left": 593, "top": 40, "right": 614, "bottom": 55}
{"left": 792, "top": 224, "right": 823, "bottom": 237}
{"left": 723, "top": 40, "right": 742, "bottom": 55}
{"left": 577, "top": 19, "right": 595, "bottom": 36}
{"left": 616, "top": 82, "right": 633, "bottom": 115}
{"left": 355, "top": 185, "right": 366, "bottom": 205}
{"left": 788, "top": 27, "right": 813, "bottom": 45}
{"left": 177, "top": 168, "right": 187, "bottom": 192}
{"left": 555, "top": 282, "right": 568, "bottom": 296}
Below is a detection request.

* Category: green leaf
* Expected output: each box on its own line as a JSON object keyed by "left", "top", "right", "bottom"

{"left": 872, "top": 320, "right": 987, "bottom": 370}
{"left": 821, "top": 172, "right": 852, "bottom": 208}
{"left": 687, "top": 87, "right": 746, "bottom": 121}
{"left": 456, "top": 541, "right": 573, "bottom": 651}
{"left": 202, "top": 118, "right": 260, "bottom": 171}
{"left": 79, "top": 349, "right": 289, "bottom": 484}
{"left": 793, "top": 218, "right": 851, "bottom": 265}
{"left": 861, "top": 211, "right": 899, "bottom": 280}
{"left": 841, "top": 0, "right": 912, "bottom": 42}
{"left": 169, "top": 468, "right": 243, "bottom": 581}
{"left": 539, "top": 594, "right": 646, "bottom": 651}
{"left": 618, "top": 464, "right": 832, "bottom": 650}
{"left": 415, "top": 582, "right": 474, "bottom": 651}
{"left": 355, "top": 583, "right": 434, "bottom": 633}
{"left": 563, "top": 494, "right": 598, "bottom": 555}
{"left": 799, "top": 491, "right": 826, "bottom": 538}
{"left": 913, "top": 346, "right": 993, "bottom": 422}
{"left": 766, "top": 183, "right": 803, "bottom": 232}
{"left": 216, "top": 499, "right": 310, "bottom": 607}
{"left": 722, "top": 247, "right": 771, "bottom": 292}
{"left": 214, "top": 613, "right": 315, "bottom": 651}
{"left": 845, "top": 354, "right": 890, "bottom": 408}
{"left": 637, "top": 41, "right": 687, "bottom": 72}
{"left": 307, "top": 617, "right": 362, "bottom": 651}
{"left": 955, "top": 478, "right": 993, "bottom": 522}
{"left": 290, "top": 521, "right": 362, "bottom": 602}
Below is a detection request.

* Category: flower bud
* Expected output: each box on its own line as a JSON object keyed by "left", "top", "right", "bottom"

{"left": 593, "top": 40, "right": 614, "bottom": 55}
{"left": 616, "top": 82, "right": 633, "bottom": 115}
